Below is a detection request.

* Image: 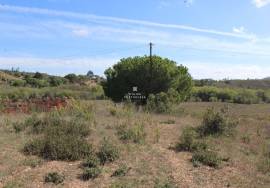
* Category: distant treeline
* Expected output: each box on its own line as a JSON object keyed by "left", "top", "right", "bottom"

{"left": 0, "top": 69, "right": 103, "bottom": 88}
{"left": 191, "top": 86, "right": 270, "bottom": 104}
{"left": 194, "top": 78, "right": 270, "bottom": 90}
{"left": 0, "top": 85, "right": 105, "bottom": 101}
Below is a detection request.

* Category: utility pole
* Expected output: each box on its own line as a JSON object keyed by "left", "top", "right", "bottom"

{"left": 149, "top": 42, "right": 154, "bottom": 94}
{"left": 149, "top": 42, "right": 153, "bottom": 64}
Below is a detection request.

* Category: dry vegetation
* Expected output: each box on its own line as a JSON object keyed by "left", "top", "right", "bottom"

{"left": 0, "top": 100, "right": 270, "bottom": 188}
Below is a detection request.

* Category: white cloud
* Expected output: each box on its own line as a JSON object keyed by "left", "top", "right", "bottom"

{"left": 0, "top": 57, "right": 117, "bottom": 76}
{"left": 252, "top": 0, "right": 270, "bottom": 8}
{"left": 185, "top": 0, "right": 194, "bottom": 7}
{"left": 1, "top": 56, "right": 269, "bottom": 79}
{"left": 0, "top": 4, "right": 255, "bottom": 40}
{"left": 72, "top": 28, "right": 90, "bottom": 37}
{"left": 185, "top": 61, "right": 270, "bottom": 79}
{"left": 233, "top": 26, "right": 246, "bottom": 34}
{"left": 1, "top": 19, "right": 269, "bottom": 58}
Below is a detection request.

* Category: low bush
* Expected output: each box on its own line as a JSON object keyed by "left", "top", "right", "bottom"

{"left": 44, "top": 172, "right": 65, "bottom": 185}
{"left": 146, "top": 92, "right": 172, "bottom": 113}
{"left": 82, "top": 155, "right": 100, "bottom": 168}
{"left": 97, "top": 138, "right": 119, "bottom": 165}
{"left": 175, "top": 127, "right": 197, "bottom": 152}
{"left": 191, "top": 86, "right": 268, "bottom": 104}
{"left": 82, "top": 167, "right": 102, "bottom": 180}
{"left": 24, "top": 134, "right": 93, "bottom": 161}
{"left": 197, "top": 107, "right": 237, "bottom": 137}
{"left": 12, "top": 122, "right": 27, "bottom": 133}
{"left": 23, "top": 114, "right": 93, "bottom": 161}
{"left": 117, "top": 123, "right": 146, "bottom": 144}
{"left": 191, "top": 150, "right": 221, "bottom": 168}
{"left": 175, "top": 127, "right": 208, "bottom": 152}
{"left": 111, "top": 164, "right": 130, "bottom": 177}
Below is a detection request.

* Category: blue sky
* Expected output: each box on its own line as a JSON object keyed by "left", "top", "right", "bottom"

{"left": 0, "top": 0, "right": 270, "bottom": 79}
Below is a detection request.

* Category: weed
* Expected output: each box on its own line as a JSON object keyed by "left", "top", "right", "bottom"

{"left": 192, "top": 150, "right": 221, "bottom": 168}
{"left": 198, "top": 107, "right": 237, "bottom": 137}
{"left": 82, "top": 155, "right": 100, "bottom": 168}
{"left": 97, "top": 138, "right": 119, "bottom": 165}
{"left": 22, "top": 157, "right": 43, "bottom": 168}
{"left": 175, "top": 127, "right": 208, "bottom": 152}
{"left": 44, "top": 172, "right": 65, "bottom": 185}
{"left": 241, "top": 134, "right": 251, "bottom": 144}
{"left": 117, "top": 123, "right": 146, "bottom": 144}
{"left": 154, "top": 126, "right": 160, "bottom": 143}
{"left": 154, "top": 178, "right": 176, "bottom": 188}
{"left": 23, "top": 116, "right": 93, "bottom": 160}
{"left": 81, "top": 167, "right": 102, "bottom": 180}
{"left": 112, "top": 164, "right": 130, "bottom": 177}
{"left": 109, "top": 107, "right": 117, "bottom": 116}
{"left": 12, "top": 122, "right": 26, "bottom": 133}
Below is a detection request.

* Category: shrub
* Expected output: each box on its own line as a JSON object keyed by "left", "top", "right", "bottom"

{"left": 65, "top": 100, "right": 95, "bottom": 121}
{"left": 103, "top": 56, "right": 193, "bottom": 102}
{"left": 97, "top": 138, "right": 119, "bottom": 165}
{"left": 82, "top": 167, "right": 102, "bottom": 180}
{"left": 12, "top": 122, "right": 27, "bottom": 133}
{"left": 192, "top": 150, "right": 221, "bottom": 168}
{"left": 233, "top": 90, "right": 259, "bottom": 104}
{"left": 146, "top": 88, "right": 182, "bottom": 113}
{"left": 109, "top": 107, "right": 117, "bottom": 116}
{"left": 49, "top": 77, "right": 66, "bottom": 87}
{"left": 117, "top": 123, "right": 146, "bottom": 144}
{"left": 23, "top": 139, "right": 45, "bottom": 156}
{"left": 25, "top": 77, "right": 49, "bottom": 88}
{"left": 23, "top": 114, "right": 93, "bottom": 161}
{"left": 146, "top": 93, "right": 172, "bottom": 113}
{"left": 44, "top": 172, "right": 65, "bottom": 185}
{"left": 64, "top": 74, "right": 78, "bottom": 83}
{"left": 198, "top": 107, "right": 237, "bottom": 137}
{"left": 26, "top": 114, "right": 46, "bottom": 134}
{"left": 10, "top": 80, "right": 26, "bottom": 87}
{"left": 175, "top": 127, "right": 197, "bottom": 151}
{"left": 112, "top": 164, "right": 130, "bottom": 177}
{"left": 24, "top": 135, "right": 93, "bottom": 161}
{"left": 82, "top": 155, "right": 100, "bottom": 168}
{"left": 175, "top": 127, "right": 207, "bottom": 152}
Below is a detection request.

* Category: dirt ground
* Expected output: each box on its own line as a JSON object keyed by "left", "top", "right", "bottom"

{"left": 0, "top": 101, "right": 270, "bottom": 188}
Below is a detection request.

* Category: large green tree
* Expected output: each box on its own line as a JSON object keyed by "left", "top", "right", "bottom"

{"left": 102, "top": 56, "right": 193, "bottom": 102}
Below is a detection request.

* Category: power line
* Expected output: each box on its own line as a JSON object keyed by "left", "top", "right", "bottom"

{"left": 58, "top": 44, "right": 147, "bottom": 59}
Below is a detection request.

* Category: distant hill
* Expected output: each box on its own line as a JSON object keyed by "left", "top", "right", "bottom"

{"left": 0, "top": 69, "right": 103, "bottom": 87}
{"left": 0, "top": 70, "right": 21, "bottom": 82}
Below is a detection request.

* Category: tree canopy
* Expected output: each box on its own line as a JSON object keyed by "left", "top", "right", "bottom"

{"left": 102, "top": 56, "right": 193, "bottom": 102}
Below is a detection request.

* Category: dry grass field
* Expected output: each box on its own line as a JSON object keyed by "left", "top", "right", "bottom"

{"left": 0, "top": 101, "right": 270, "bottom": 188}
